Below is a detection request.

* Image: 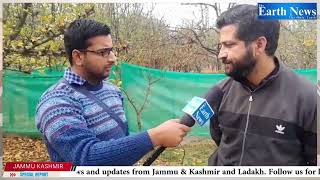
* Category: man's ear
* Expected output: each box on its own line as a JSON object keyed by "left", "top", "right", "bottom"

{"left": 71, "top": 49, "right": 84, "bottom": 66}
{"left": 254, "top": 36, "right": 267, "bottom": 56}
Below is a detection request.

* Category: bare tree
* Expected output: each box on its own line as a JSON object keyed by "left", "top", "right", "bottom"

{"left": 174, "top": 3, "right": 237, "bottom": 72}
{"left": 121, "top": 72, "right": 161, "bottom": 131}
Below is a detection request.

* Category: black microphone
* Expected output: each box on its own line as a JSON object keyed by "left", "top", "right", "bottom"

{"left": 143, "top": 86, "right": 224, "bottom": 166}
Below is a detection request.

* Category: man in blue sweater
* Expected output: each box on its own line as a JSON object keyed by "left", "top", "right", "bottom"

{"left": 35, "top": 19, "right": 191, "bottom": 165}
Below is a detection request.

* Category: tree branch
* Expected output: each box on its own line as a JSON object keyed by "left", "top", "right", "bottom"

{"left": 3, "top": 47, "right": 65, "bottom": 57}
{"left": 138, "top": 73, "right": 160, "bottom": 114}
{"left": 29, "top": 30, "right": 64, "bottom": 50}
{"left": 9, "top": 3, "right": 32, "bottom": 41}
{"left": 189, "top": 29, "right": 219, "bottom": 55}
{"left": 181, "top": 3, "right": 218, "bottom": 10}
{"left": 120, "top": 88, "right": 139, "bottom": 115}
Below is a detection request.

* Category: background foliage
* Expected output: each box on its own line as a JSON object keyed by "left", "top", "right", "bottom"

{"left": 4, "top": 3, "right": 316, "bottom": 73}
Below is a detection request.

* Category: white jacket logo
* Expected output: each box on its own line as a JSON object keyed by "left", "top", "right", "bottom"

{"left": 275, "top": 125, "right": 285, "bottom": 134}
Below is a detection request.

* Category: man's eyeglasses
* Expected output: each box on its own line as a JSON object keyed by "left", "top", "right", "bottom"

{"left": 80, "top": 47, "right": 113, "bottom": 58}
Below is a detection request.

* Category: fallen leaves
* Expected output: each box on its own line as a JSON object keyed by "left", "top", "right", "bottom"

{"left": 3, "top": 136, "right": 50, "bottom": 167}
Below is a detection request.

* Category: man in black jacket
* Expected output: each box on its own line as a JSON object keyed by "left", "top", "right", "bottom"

{"left": 208, "top": 4, "right": 316, "bottom": 166}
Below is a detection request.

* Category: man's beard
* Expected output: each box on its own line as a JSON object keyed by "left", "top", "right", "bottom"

{"left": 223, "top": 47, "right": 256, "bottom": 82}
{"left": 83, "top": 60, "right": 109, "bottom": 83}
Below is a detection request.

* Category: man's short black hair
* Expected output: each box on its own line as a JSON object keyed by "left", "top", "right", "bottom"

{"left": 216, "top": 4, "right": 280, "bottom": 56}
{"left": 64, "top": 18, "right": 111, "bottom": 65}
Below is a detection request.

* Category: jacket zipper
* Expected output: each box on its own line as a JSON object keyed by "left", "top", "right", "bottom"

{"left": 239, "top": 94, "right": 253, "bottom": 165}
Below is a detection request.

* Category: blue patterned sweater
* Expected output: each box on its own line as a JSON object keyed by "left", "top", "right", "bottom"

{"left": 35, "top": 69, "right": 153, "bottom": 165}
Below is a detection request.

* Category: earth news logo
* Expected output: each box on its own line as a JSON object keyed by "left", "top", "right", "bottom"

{"left": 258, "top": 3, "right": 317, "bottom": 20}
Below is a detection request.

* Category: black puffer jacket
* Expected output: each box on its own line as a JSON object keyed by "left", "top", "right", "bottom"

{"left": 208, "top": 58, "right": 317, "bottom": 166}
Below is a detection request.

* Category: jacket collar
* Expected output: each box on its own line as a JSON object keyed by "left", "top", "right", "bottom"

{"left": 238, "top": 56, "right": 283, "bottom": 92}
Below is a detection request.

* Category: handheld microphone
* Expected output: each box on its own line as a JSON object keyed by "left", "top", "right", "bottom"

{"left": 143, "top": 86, "right": 224, "bottom": 166}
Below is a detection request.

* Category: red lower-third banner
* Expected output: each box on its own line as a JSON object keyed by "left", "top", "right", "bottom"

{"left": 4, "top": 162, "right": 73, "bottom": 171}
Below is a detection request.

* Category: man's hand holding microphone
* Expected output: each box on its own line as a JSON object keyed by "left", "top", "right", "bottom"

{"left": 148, "top": 119, "right": 191, "bottom": 147}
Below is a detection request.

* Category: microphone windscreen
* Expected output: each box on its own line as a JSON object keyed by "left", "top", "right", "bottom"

{"left": 179, "top": 86, "right": 224, "bottom": 127}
